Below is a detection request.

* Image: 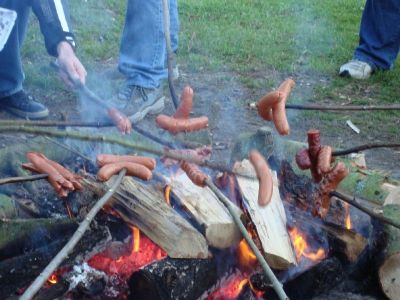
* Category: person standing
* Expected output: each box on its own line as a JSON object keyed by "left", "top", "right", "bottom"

{"left": 117, "top": 0, "right": 179, "bottom": 118}
{"left": 0, "top": 0, "right": 86, "bottom": 119}
{"left": 339, "top": 0, "right": 400, "bottom": 79}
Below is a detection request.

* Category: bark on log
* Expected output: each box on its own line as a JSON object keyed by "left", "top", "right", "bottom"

{"left": 167, "top": 172, "right": 242, "bottom": 249}
{"left": 234, "top": 159, "right": 297, "bottom": 270}
{"left": 82, "top": 176, "right": 209, "bottom": 259}
{"left": 128, "top": 257, "right": 219, "bottom": 300}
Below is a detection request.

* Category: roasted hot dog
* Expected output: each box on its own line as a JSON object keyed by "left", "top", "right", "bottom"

{"left": 96, "top": 161, "right": 153, "bottom": 182}
{"left": 26, "top": 152, "right": 73, "bottom": 197}
{"left": 180, "top": 161, "right": 208, "bottom": 187}
{"left": 174, "top": 86, "right": 193, "bottom": 119}
{"left": 316, "top": 162, "right": 349, "bottom": 217}
{"left": 155, "top": 115, "right": 209, "bottom": 135}
{"left": 96, "top": 154, "right": 156, "bottom": 170}
{"left": 317, "top": 145, "right": 332, "bottom": 175}
{"left": 249, "top": 150, "right": 273, "bottom": 206}
{"left": 256, "top": 90, "right": 281, "bottom": 121}
{"left": 273, "top": 78, "right": 295, "bottom": 135}
{"left": 295, "top": 148, "right": 312, "bottom": 170}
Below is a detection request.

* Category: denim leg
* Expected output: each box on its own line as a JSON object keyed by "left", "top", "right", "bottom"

{"left": 354, "top": 0, "right": 400, "bottom": 70}
{"left": 169, "top": 0, "right": 179, "bottom": 53}
{"left": 119, "top": 0, "right": 166, "bottom": 89}
{"left": 0, "top": 0, "right": 30, "bottom": 98}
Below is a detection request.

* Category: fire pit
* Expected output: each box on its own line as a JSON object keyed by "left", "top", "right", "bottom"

{"left": 0, "top": 122, "right": 398, "bottom": 300}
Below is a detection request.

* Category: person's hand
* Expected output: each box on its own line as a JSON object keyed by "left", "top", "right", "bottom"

{"left": 56, "top": 41, "right": 87, "bottom": 87}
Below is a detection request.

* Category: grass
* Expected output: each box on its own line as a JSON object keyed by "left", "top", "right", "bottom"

{"left": 20, "top": 0, "right": 399, "bottom": 139}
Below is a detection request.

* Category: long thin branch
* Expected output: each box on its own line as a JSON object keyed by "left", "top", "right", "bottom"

{"left": 20, "top": 169, "right": 127, "bottom": 300}
{"left": 205, "top": 178, "right": 288, "bottom": 300}
{"left": 286, "top": 103, "right": 400, "bottom": 111}
{"left": 0, "top": 120, "right": 200, "bottom": 149}
{"left": 0, "top": 174, "right": 48, "bottom": 185}
{"left": 332, "top": 143, "right": 400, "bottom": 156}
{"left": 331, "top": 191, "right": 400, "bottom": 230}
{"left": 162, "top": 0, "right": 179, "bottom": 109}
{"left": 0, "top": 125, "right": 255, "bottom": 179}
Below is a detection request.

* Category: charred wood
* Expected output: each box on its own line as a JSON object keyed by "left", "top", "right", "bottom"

{"left": 0, "top": 218, "right": 78, "bottom": 261}
{"left": 254, "top": 257, "right": 344, "bottom": 300}
{"left": 128, "top": 257, "right": 218, "bottom": 300}
{"left": 0, "top": 225, "right": 110, "bottom": 299}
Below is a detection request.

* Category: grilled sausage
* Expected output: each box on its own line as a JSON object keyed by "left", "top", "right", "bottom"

{"left": 256, "top": 90, "right": 281, "bottom": 121}
{"left": 155, "top": 115, "right": 209, "bottom": 135}
{"left": 96, "top": 161, "right": 152, "bottom": 182}
{"left": 26, "top": 152, "right": 73, "bottom": 197}
{"left": 174, "top": 86, "right": 193, "bottom": 119}
{"left": 317, "top": 145, "right": 332, "bottom": 175}
{"left": 295, "top": 148, "right": 312, "bottom": 170}
{"left": 96, "top": 154, "right": 156, "bottom": 170}
{"left": 180, "top": 161, "right": 208, "bottom": 187}
{"left": 273, "top": 78, "right": 295, "bottom": 135}
{"left": 249, "top": 150, "right": 273, "bottom": 206}
{"left": 316, "top": 162, "right": 349, "bottom": 217}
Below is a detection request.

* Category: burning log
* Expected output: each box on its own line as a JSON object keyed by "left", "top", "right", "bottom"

{"left": 320, "top": 222, "right": 368, "bottom": 263}
{"left": 82, "top": 176, "right": 209, "bottom": 259}
{"left": 128, "top": 257, "right": 220, "bottom": 300}
{"left": 167, "top": 172, "right": 242, "bottom": 249}
{"left": 253, "top": 257, "right": 345, "bottom": 299}
{"left": 233, "top": 159, "right": 297, "bottom": 270}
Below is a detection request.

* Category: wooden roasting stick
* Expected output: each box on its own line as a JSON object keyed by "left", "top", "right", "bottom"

{"left": 179, "top": 155, "right": 289, "bottom": 300}
{"left": 50, "top": 61, "right": 131, "bottom": 134}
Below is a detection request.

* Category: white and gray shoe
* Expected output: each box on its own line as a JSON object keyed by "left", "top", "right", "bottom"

{"left": 117, "top": 84, "right": 165, "bottom": 122}
{"left": 339, "top": 60, "right": 373, "bottom": 79}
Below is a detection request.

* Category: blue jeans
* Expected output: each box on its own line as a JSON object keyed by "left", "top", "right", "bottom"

{"left": 118, "top": 0, "right": 179, "bottom": 89}
{"left": 354, "top": 0, "right": 400, "bottom": 70}
{"left": 0, "top": 0, "right": 30, "bottom": 98}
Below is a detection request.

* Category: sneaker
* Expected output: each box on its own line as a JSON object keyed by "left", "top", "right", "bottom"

{"left": 0, "top": 90, "right": 49, "bottom": 119}
{"left": 339, "top": 60, "right": 373, "bottom": 79}
{"left": 117, "top": 83, "right": 165, "bottom": 121}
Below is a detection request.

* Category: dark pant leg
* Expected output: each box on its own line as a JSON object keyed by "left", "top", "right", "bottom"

{"left": 354, "top": 0, "right": 400, "bottom": 70}
{"left": 0, "top": 0, "right": 30, "bottom": 97}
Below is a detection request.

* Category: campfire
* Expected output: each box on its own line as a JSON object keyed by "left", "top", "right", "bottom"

{"left": 0, "top": 80, "right": 398, "bottom": 300}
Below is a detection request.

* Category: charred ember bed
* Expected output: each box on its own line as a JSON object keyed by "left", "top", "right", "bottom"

{"left": 0, "top": 81, "right": 398, "bottom": 300}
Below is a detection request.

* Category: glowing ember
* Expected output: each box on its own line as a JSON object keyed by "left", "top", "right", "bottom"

{"left": 289, "top": 228, "right": 326, "bottom": 262}
{"left": 132, "top": 226, "right": 140, "bottom": 253}
{"left": 237, "top": 239, "right": 257, "bottom": 270}
{"left": 164, "top": 185, "right": 171, "bottom": 206}
{"left": 88, "top": 234, "right": 166, "bottom": 280}
{"left": 344, "top": 203, "right": 352, "bottom": 230}
{"left": 207, "top": 274, "right": 249, "bottom": 300}
{"left": 47, "top": 274, "right": 58, "bottom": 285}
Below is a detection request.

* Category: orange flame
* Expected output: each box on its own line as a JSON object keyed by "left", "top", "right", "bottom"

{"left": 47, "top": 274, "right": 58, "bottom": 285}
{"left": 344, "top": 203, "right": 352, "bottom": 230}
{"left": 164, "top": 185, "right": 171, "bottom": 206}
{"left": 237, "top": 239, "right": 257, "bottom": 270}
{"left": 132, "top": 226, "right": 140, "bottom": 253}
{"left": 289, "top": 228, "right": 325, "bottom": 262}
{"left": 207, "top": 275, "right": 249, "bottom": 300}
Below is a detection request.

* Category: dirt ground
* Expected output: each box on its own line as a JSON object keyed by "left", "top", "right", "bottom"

{"left": 0, "top": 66, "right": 399, "bottom": 180}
